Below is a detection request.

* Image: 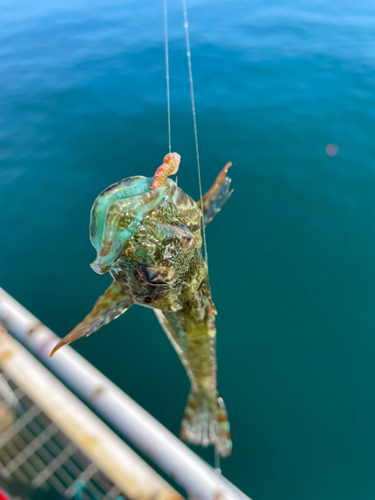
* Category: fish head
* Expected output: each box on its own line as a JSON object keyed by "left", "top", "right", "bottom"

{"left": 89, "top": 176, "right": 202, "bottom": 280}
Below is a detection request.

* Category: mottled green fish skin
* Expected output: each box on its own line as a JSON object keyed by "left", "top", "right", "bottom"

{"left": 51, "top": 159, "right": 233, "bottom": 457}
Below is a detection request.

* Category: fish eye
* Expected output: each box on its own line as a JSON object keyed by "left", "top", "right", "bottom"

{"left": 135, "top": 265, "right": 166, "bottom": 285}
{"left": 172, "top": 220, "right": 191, "bottom": 230}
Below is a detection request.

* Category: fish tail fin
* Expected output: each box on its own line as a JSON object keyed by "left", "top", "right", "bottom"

{"left": 180, "top": 391, "right": 232, "bottom": 457}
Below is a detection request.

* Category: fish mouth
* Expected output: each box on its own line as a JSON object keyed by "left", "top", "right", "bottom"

{"left": 89, "top": 177, "right": 175, "bottom": 274}
{"left": 90, "top": 260, "right": 111, "bottom": 275}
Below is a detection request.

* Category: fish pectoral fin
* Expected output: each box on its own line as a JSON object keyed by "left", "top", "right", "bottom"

{"left": 50, "top": 281, "right": 134, "bottom": 356}
{"left": 197, "top": 163, "right": 233, "bottom": 227}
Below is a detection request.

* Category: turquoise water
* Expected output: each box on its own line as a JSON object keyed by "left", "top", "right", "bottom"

{"left": 1, "top": 0, "right": 375, "bottom": 498}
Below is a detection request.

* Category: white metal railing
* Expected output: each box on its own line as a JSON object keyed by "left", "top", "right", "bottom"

{"left": 0, "top": 287, "right": 250, "bottom": 500}
{"left": 0, "top": 326, "right": 180, "bottom": 499}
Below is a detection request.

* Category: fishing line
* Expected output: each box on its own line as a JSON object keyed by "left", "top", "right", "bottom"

{"left": 182, "top": 0, "right": 208, "bottom": 266}
{"left": 215, "top": 450, "right": 221, "bottom": 473}
{"left": 165, "top": 0, "right": 221, "bottom": 470}
{"left": 163, "top": 0, "right": 172, "bottom": 153}
{"left": 182, "top": 0, "right": 224, "bottom": 476}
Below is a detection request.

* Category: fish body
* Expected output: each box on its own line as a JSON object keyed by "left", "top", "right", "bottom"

{"left": 52, "top": 154, "right": 233, "bottom": 457}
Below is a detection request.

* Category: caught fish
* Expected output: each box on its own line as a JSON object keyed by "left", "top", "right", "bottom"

{"left": 51, "top": 153, "right": 233, "bottom": 457}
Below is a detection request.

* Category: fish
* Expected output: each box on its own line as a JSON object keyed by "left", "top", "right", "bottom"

{"left": 51, "top": 153, "right": 233, "bottom": 457}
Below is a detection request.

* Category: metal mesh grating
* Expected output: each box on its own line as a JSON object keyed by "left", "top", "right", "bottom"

{"left": 0, "top": 369, "right": 126, "bottom": 500}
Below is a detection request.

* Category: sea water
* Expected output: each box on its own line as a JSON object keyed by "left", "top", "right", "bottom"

{"left": 1, "top": 1, "right": 375, "bottom": 499}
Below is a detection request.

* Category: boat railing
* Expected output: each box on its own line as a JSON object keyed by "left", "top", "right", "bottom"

{"left": 0, "top": 287, "right": 250, "bottom": 500}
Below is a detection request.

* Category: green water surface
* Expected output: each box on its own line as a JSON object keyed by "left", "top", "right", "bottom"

{"left": 1, "top": 1, "right": 375, "bottom": 498}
